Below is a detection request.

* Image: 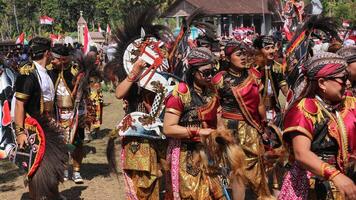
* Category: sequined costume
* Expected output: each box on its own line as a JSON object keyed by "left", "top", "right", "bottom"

{"left": 279, "top": 52, "right": 354, "bottom": 200}
{"left": 212, "top": 68, "right": 273, "bottom": 199}
{"left": 120, "top": 86, "right": 167, "bottom": 200}
{"left": 253, "top": 35, "right": 287, "bottom": 122}
{"left": 86, "top": 75, "right": 103, "bottom": 131}
{"left": 281, "top": 97, "right": 352, "bottom": 200}
{"left": 165, "top": 82, "right": 225, "bottom": 200}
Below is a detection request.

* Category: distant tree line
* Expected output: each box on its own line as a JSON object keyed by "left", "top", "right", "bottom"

{"left": 0, "top": 0, "right": 174, "bottom": 40}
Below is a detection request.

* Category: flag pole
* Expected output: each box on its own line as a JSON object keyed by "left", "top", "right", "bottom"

{"left": 262, "top": 0, "right": 266, "bottom": 34}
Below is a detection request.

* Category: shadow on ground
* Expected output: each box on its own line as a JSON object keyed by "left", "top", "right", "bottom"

{"left": 20, "top": 186, "right": 88, "bottom": 200}
{"left": 0, "top": 161, "right": 23, "bottom": 184}
{"left": 80, "top": 163, "right": 115, "bottom": 180}
{"left": 0, "top": 183, "right": 22, "bottom": 192}
{"left": 92, "top": 128, "right": 112, "bottom": 140}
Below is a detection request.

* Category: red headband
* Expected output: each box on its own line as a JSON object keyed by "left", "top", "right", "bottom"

{"left": 315, "top": 63, "right": 344, "bottom": 78}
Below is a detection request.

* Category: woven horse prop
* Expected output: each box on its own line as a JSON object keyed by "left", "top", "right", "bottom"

{"left": 117, "top": 34, "right": 178, "bottom": 140}
{"left": 0, "top": 64, "right": 16, "bottom": 159}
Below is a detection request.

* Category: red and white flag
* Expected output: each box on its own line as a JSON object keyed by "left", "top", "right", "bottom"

{"left": 343, "top": 20, "right": 350, "bottom": 28}
{"left": 50, "top": 34, "right": 61, "bottom": 44}
{"left": 83, "top": 25, "right": 92, "bottom": 54}
{"left": 106, "top": 24, "right": 111, "bottom": 34}
{"left": 40, "top": 16, "right": 54, "bottom": 25}
{"left": 98, "top": 23, "right": 103, "bottom": 32}
{"left": 16, "top": 32, "right": 25, "bottom": 44}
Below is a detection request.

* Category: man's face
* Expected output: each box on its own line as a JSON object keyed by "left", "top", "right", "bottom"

{"left": 261, "top": 44, "right": 276, "bottom": 60}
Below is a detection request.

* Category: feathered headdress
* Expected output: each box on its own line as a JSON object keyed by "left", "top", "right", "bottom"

{"left": 107, "top": 6, "right": 174, "bottom": 82}
{"left": 168, "top": 9, "right": 217, "bottom": 78}
{"left": 283, "top": 15, "right": 340, "bottom": 95}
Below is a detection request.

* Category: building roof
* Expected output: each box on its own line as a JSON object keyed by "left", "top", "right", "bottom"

{"left": 89, "top": 32, "right": 105, "bottom": 42}
{"left": 77, "top": 16, "right": 87, "bottom": 25}
{"left": 164, "top": 0, "right": 271, "bottom": 17}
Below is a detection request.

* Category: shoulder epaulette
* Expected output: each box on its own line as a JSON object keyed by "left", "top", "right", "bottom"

{"left": 71, "top": 64, "right": 79, "bottom": 76}
{"left": 343, "top": 96, "right": 356, "bottom": 110}
{"left": 172, "top": 82, "right": 191, "bottom": 105}
{"left": 212, "top": 71, "right": 225, "bottom": 89}
{"left": 297, "top": 98, "right": 324, "bottom": 124}
{"left": 45, "top": 64, "right": 54, "bottom": 71}
{"left": 18, "top": 63, "right": 35, "bottom": 75}
{"left": 272, "top": 61, "right": 282, "bottom": 73}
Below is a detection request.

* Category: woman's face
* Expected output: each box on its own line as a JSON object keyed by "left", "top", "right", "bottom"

{"left": 230, "top": 50, "right": 247, "bottom": 69}
{"left": 319, "top": 71, "right": 348, "bottom": 103}
{"left": 194, "top": 64, "right": 214, "bottom": 87}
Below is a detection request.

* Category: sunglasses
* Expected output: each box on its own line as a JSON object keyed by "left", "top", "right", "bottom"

{"left": 198, "top": 69, "right": 214, "bottom": 78}
{"left": 326, "top": 74, "right": 349, "bottom": 86}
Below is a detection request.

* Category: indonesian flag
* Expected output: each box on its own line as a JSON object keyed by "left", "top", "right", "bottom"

{"left": 50, "top": 34, "right": 61, "bottom": 44}
{"left": 343, "top": 20, "right": 350, "bottom": 28}
{"left": 106, "top": 24, "right": 111, "bottom": 34}
{"left": 98, "top": 23, "right": 103, "bottom": 32}
{"left": 40, "top": 16, "right": 54, "bottom": 25}
{"left": 283, "top": 21, "right": 293, "bottom": 41}
{"left": 83, "top": 25, "right": 92, "bottom": 54}
{"left": 16, "top": 32, "right": 25, "bottom": 44}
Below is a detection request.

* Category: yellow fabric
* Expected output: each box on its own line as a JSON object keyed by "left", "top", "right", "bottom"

{"left": 178, "top": 143, "right": 226, "bottom": 200}
{"left": 222, "top": 119, "right": 273, "bottom": 199}
{"left": 123, "top": 138, "right": 167, "bottom": 199}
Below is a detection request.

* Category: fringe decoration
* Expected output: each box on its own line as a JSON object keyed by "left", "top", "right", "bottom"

{"left": 297, "top": 99, "right": 324, "bottom": 124}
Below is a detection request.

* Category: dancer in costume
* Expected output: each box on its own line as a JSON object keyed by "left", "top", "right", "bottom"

{"left": 212, "top": 41, "right": 274, "bottom": 200}
{"left": 337, "top": 45, "right": 356, "bottom": 97}
{"left": 253, "top": 35, "right": 288, "bottom": 122}
{"left": 106, "top": 7, "right": 172, "bottom": 200}
{"left": 163, "top": 47, "right": 231, "bottom": 200}
{"left": 279, "top": 52, "right": 356, "bottom": 200}
{"left": 14, "top": 37, "right": 67, "bottom": 200}
{"left": 337, "top": 45, "right": 356, "bottom": 180}
{"left": 51, "top": 44, "right": 86, "bottom": 184}
{"left": 86, "top": 68, "right": 103, "bottom": 140}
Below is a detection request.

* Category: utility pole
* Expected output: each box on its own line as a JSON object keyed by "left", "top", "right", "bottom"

{"left": 13, "top": 0, "right": 19, "bottom": 34}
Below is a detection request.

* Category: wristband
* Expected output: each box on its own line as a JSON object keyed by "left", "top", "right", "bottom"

{"left": 186, "top": 127, "right": 200, "bottom": 138}
{"left": 321, "top": 163, "right": 341, "bottom": 180}
{"left": 15, "top": 126, "right": 25, "bottom": 136}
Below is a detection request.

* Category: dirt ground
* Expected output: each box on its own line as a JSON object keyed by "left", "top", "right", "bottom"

{"left": 0, "top": 92, "right": 126, "bottom": 200}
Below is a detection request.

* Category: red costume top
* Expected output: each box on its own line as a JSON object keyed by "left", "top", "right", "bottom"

{"left": 283, "top": 97, "right": 355, "bottom": 172}
{"left": 341, "top": 96, "right": 356, "bottom": 155}
{"left": 165, "top": 82, "right": 219, "bottom": 141}
{"left": 212, "top": 68, "right": 263, "bottom": 132}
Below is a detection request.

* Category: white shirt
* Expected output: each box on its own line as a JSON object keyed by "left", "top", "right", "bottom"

{"left": 33, "top": 61, "right": 55, "bottom": 102}
{"left": 56, "top": 77, "right": 70, "bottom": 96}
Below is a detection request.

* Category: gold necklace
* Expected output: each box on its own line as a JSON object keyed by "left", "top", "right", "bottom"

{"left": 228, "top": 69, "right": 242, "bottom": 77}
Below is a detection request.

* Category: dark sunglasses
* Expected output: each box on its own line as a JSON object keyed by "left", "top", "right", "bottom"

{"left": 198, "top": 69, "right": 214, "bottom": 78}
{"left": 326, "top": 74, "right": 349, "bottom": 85}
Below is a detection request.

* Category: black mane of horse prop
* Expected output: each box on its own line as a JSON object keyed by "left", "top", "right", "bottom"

{"left": 10, "top": 115, "right": 67, "bottom": 200}
{"left": 283, "top": 15, "right": 340, "bottom": 106}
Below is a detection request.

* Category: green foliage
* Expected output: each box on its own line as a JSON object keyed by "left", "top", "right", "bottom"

{"left": 2, "top": 0, "right": 355, "bottom": 41}
{"left": 323, "top": 0, "right": 356, "bottom": 23}
{"left": 0, "top": 0, "right": 173, "bottom": 40}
